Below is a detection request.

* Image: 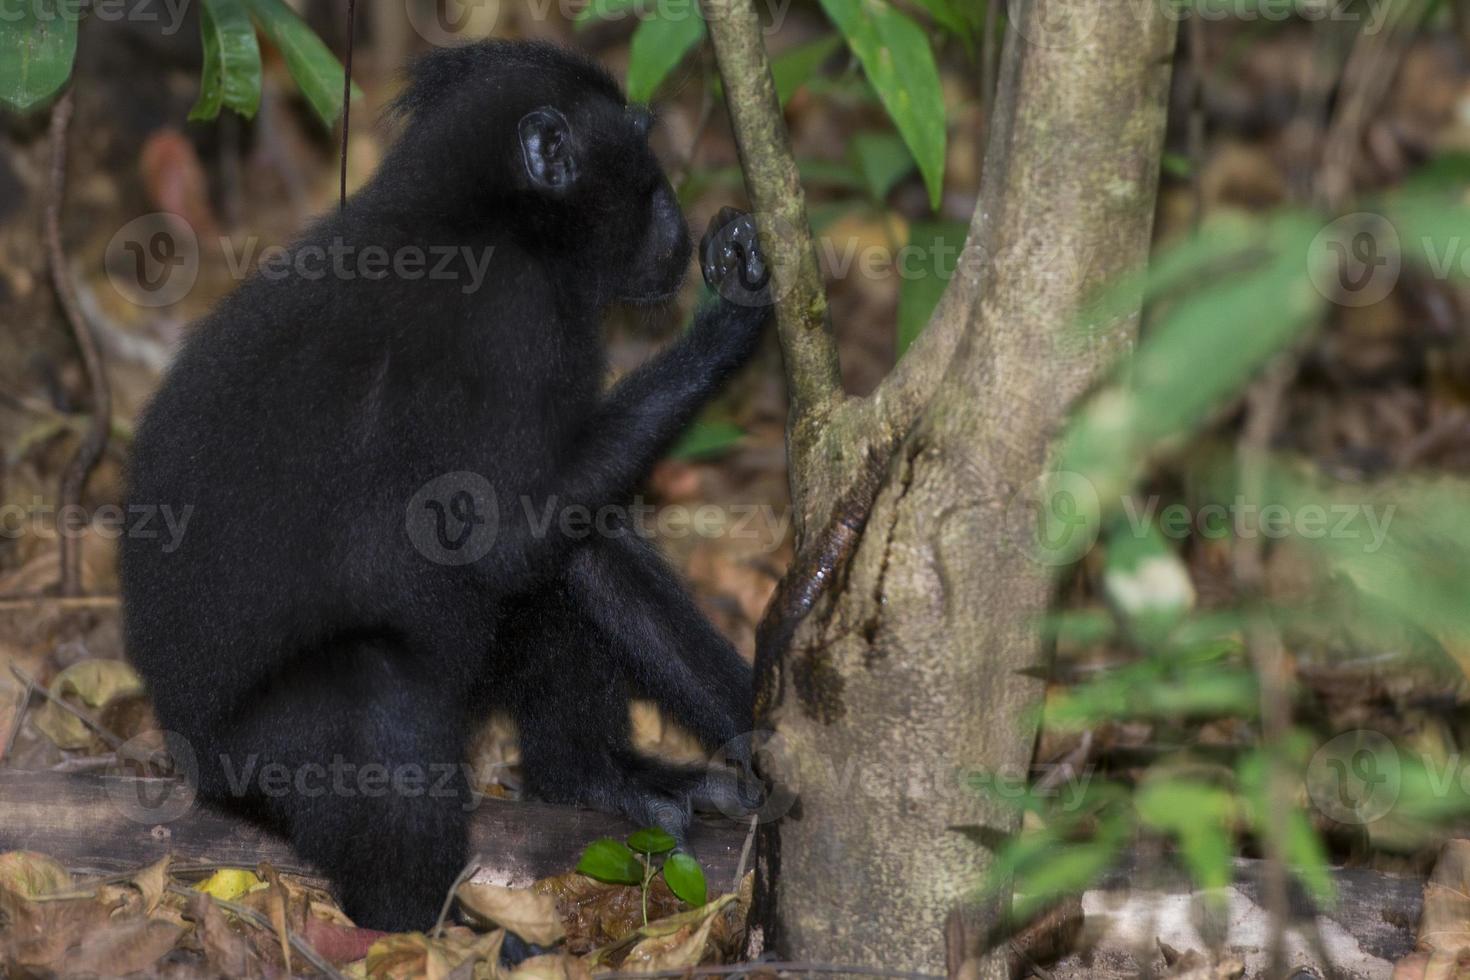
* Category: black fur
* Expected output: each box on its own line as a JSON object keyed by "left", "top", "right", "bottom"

{"left": 120, "top": 41, "right": 771, "bottom": 931}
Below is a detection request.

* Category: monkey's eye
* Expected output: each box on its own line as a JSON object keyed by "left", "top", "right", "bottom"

{"left": 627, "top": 106, "right": 655, "bottom": 140}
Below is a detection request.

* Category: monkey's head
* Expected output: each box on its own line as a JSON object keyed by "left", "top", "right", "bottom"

{"left": 384, "top": 41, "right": 693, "bottom": 304}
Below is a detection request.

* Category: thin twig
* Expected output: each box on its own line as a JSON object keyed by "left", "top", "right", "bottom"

{"left": 168, "top": 883, "right": 347, "bottom": 979}
{"left": 1233, "top": 357, "right": 1298, "bottom": 979}
{"left": 1186, "top": 10, "right": 1206, "bottom": 233}
{"left": 0, "top": 595, "right": 121, "bottom": 610}
{"left": 339, "top": 0, "right": 357, "bottom": 212}
{"left": 433, "top": 853, "right": 482, "bottom": 938}
{"left": 0, "top": 676, "right": 33, "bottom": 765}
{"left": 981, "top": 0, "right": 999, "bottom": 123}
{"left": 8, "top": 664, "right": 123, "bottom": 750}
{"left": 46, "top": 88, "right": 112, "bottom": 598}
{"left": 595, "top": 963, "right": 943, "bottom": 979}
{"left": 732, "top": 814, "right": 757, "bottom": 890}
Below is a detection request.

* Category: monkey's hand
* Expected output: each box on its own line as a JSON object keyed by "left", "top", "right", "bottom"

{"left": 700, "top": 207, "right": 771, "bottom": 308}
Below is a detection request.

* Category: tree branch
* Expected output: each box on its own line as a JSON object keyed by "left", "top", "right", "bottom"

{"left": 699, "top": 0, "right": 845, "bottom": 503}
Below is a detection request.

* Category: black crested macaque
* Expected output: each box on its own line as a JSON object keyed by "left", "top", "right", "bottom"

{"left": 121, "top": 40, "right": 772, "bottom": 931}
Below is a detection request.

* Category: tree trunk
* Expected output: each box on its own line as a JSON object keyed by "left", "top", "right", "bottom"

{"left": 745, "top": 4, "right": 1179, "bottom": 972}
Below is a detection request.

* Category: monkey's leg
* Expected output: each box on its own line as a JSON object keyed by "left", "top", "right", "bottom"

{"left": 501, "top": 584, "right": 741, "bottom": 840}
{"left": 215, "top": 642, "right": 471, "bottom": 932}
{"left": 564, "top": 531, "right": 753, "bottom": 755}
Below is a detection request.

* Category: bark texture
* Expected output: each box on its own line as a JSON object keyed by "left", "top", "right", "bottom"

{"left": 752, "top": 4, "right": 1178, "bottom": 972}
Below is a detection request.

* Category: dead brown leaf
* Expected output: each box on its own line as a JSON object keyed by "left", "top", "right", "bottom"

{"left": 0, "top": 850, "right": 71, "bottom": 897}
{"left": 458, "top": 882, "right": 565, "bottom": 947}
{"left": 186, "top": 889, "right": 267, "bottom": 979}
{"left": 58, "top": 915, "right": 183, "bottom": 976}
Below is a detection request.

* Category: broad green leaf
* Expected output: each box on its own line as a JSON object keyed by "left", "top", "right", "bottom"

{"left": 626, "top": 827, "right": 678, "bottom": 854}
{"left": 576, "top": 838, "right": 644, "bottom": 885}
{"left": 1135, "top": 780, "right": 1235, "bottom": 892}
{"left": 771, "top": 35, "right": 842, "bottom": 104}
{"left": 818, "top": 0, "right": 946, "bottom": 208}
{"left": 626, "top": 10, "right": 706, "bottom": 104}
{"left": 0, "top": 0, "right": 77, "bottom": 112}
{"left": 670, "top": 420, "right": 744, "bottom": 459}
{"left": 1011, "top": 835, "right": 1125, "bottom": 921}
{"left": 850, "top": 131, "right": 914, "bottom": 203}
{"left": 1238, "top": 749, "right": 1335, "bottom": 905}
{"left": 1056, "top": 214, "right": 1324, "bottom": 539}
{"left": 661, "top": 851, "right": 707, "bottom": 906}
{"left": 244, "top": 0, "right": 360, "bottom": 127}
{"left": 190, "top": 0, "right": 263, "bottom": 122}
{"left": 896, "top": 220, "right": 967, "bottom": 355}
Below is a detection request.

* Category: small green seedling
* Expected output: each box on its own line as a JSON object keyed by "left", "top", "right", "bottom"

{"left": 576, "top": 827, "right": 708, "bottom": 924}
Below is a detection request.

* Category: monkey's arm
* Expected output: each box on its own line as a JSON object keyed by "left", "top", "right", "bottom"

{"left": 485, "top": 211, "right": 772, "bottom": 585}
{"left": 565, "top": 530, "right": 753, "bottom": 753}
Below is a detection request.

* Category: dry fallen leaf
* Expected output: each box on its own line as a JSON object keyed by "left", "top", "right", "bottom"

{"left": 363, "top": 927, "right": 505, "bottom": 980}
{"left": 128, "top": 854, "right": 171, "bottom": 914}
{"left": 458, "top": 882, "right": 566, "bottom": 947}
{"left": 509, "top": 952, "right": 592, "bottom": 980}
{"left": 0, "top": 850, "right": 72, "bottom": 898}
{"left": 616, "top": 909, "right": 719, "bottom": 972}
{"left": 57, "top": 915, "right": 183, "bottom": 976}
{"left": 31, "top": 658, "right": 142, "bottom": 749}
{"left": 186, "top": 890, "right": 267, "bottom": 979}
{"left": 1418, "top": 840, "right": 1470, "bottom": 954}
{"left": 0, "top": 890, "right": 110, "bottom": 968}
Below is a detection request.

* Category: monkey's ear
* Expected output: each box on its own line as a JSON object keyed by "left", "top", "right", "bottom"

{"left": 518, "top": 106, "right": 579, "bottom": 194}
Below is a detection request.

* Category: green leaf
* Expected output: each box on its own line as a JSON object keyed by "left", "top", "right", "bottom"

{"left": 818, "top": 0, "right": 947, "bottom": 208}
{"left": 244, "top": 0, "right": 360, "bottom": 127}
{"left": 896, "top": 220, "right": 967, "bottom": 355}
{"left": 1237, "top": 749, "right": 1336, "bottom": 905}
{"left": 670, "top": 420, "right": 744, "bottom": 460}
{"left": 1135, "top": 780, "right": 1235, "bottom": 893}
{"left": 190, "top": 0, "right": 263, "bottom": 122}
{"left": 850, "top": 131, "right": 915, "bottom": 203}
{"left": 1056, "top": 213, "right": 1325, "bottom": 539}
{"left": 0, "top": 0, "right": 77, "bottom": 112}
{"left": 576, "top": 838, "right": 644, "bottom": 885}
{"left": 662, "top": 851, "right": 707, "bottom": 906}
{"left": 771, "top": 35, "right": 842, "bottom": 104}
{"left": 626, "top": 10, "right": 706, "bottom": 104}
{"left": 626, "top": 827, "right": 677, "bottom": 854}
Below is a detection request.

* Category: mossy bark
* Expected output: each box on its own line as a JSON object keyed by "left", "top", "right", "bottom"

{"left": 706, "top": 0, "right": 1178, "bottom": 971}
